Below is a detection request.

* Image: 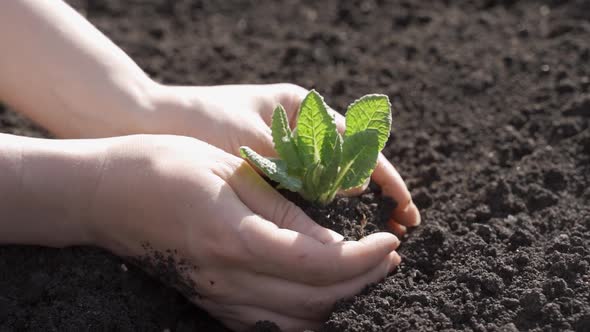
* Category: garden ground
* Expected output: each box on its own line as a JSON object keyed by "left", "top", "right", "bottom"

{"left": 1, "top": 0, "right": 589, "bottom": 331}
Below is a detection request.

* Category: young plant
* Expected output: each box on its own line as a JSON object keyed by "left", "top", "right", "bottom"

{"left": 240, "top": 90, "right": 391, "bottom": 205}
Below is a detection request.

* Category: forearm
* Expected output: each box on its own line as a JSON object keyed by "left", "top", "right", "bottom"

{"left": 0, "top": 0, "right": 158, "bottom": 138}
{"left": 0, "top": 133, "right": 104, "bottom": 247}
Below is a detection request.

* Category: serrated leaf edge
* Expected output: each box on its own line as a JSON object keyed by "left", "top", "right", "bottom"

{"left": 344, "top": 94, "right": 392, "bottom": 152}
{"left": 239, "top": 146, "right": 303, "bottom": 192}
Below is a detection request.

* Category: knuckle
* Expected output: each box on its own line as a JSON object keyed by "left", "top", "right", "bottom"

{"left": 273, "top": 200, "right": 303, "bottom": 230}
{"left": 273, "top": 83, "right": 308, "bottom": 121}
{"left": 214, "top": 154, "right": 248, "bottom": 180}
{"left": 228, "top": 216, "right": 264, "bottom": 265}
{"left": 204, "top": 232, "right": 245, "bottom": 264}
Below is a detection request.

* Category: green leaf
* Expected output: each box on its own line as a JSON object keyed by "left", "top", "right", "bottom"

{"left": 301, "top": 162, "right": 323, "bottom": 202}
{"left": 271, "top": 104, "right": 303, "bottom": 172}
{"left": 239, "top": 146, "right": 302, "bottom": 192}
{"left": 344, "top": 94, "right": 392, "bottom": 152}
{"left": 318, "top": 133, "right": 342, "bottom": 192}
{"left": 295, "top": 90, "right": 338, "bottom": 167}
{"left": 339, "top": 130, "right": 380, "bottom": 190}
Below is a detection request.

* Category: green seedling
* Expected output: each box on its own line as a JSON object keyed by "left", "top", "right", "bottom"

{"left": 240, "top": 90, "right": 391, "bottom": 205}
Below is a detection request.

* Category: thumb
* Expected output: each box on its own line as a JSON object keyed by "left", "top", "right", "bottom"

{"left": 338, "top": 177, "right": 370, "bottom": 197}
{"left": 223, "top": 159, "right": 344, "bottom": 244}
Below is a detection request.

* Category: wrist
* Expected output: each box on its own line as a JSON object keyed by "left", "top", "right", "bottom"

{"left": 104, "top": 75, "right": 163, "bottom": 135}
{"left": 81, "top": 75, "right": 163, "bottom": 138}
{"left": 79, "top": 134, "right": 172, "bottom": 256}
{"left": 44, "top": 74, "right": 163, "bottom": 139}
{"left": 0, "top": 134, "right": 108, "bottom": 247}
{"left": 138, "top": 83, "right": 208, "bottom": 137}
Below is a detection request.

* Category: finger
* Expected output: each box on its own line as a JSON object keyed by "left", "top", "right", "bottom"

{"left": 240, "top": 215, "right": 399, "bottom": 285}
{"left": 271, "top": 83, "right": 308, "bottom": 128}
{"left": 338, "top": 177, "right": 369, "bottom": 197}
{"left": 226, "top": 161, "right": 344, "bottom": 244}
{"left": 372, "top": 153, "right": 421, "bottom": 227}
{"left": 329, "top": 107, "right": 346, "bottom": 132}
{"left": 211, "top": 160, "right": 400, "bottom": 285}
{"left": 227, "top": 251, "right": 400, "bottom": 320}
{"left": 388, "top": 220, "right": 407, "bottom": 237}
{"left": 251, "top": 121, "right": 277, "bottom": 157}
{"left": 196, "top": 298, "right": 322, "bottom": 332}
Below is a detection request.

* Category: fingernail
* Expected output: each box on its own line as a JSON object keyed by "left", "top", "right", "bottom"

{"left": 391, "top": 235, "right": 400, "bottom": 249}
{"left": 389, "top": 252, "right": 402, "bottom": 271}
{"left": 402, "top": 201, "right": 421, "bottom": 227}
{"left": 388, "top": 220, "right": 407, "bottom": 237}
{"left": 413, "top": 205, "right": 422, "bottom": 226}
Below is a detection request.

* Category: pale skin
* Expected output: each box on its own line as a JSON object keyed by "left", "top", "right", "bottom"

{"left": 0, "top": 1, "right": 420, "bottom": 331}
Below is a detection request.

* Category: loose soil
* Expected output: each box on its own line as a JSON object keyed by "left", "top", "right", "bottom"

{"left": 1, "top": 0, "right": 589, "bottom": 331}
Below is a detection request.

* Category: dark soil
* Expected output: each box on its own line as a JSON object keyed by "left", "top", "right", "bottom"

{"left": 281, "top": 185, "right": 396, "bottom": 241}
{"left": 1, "top": 0, "right": 590, "bottom": 331}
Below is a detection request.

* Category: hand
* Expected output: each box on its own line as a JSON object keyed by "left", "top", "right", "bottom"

{"left": 146, "top": 83, "right": 421, "bottom": 234}
{"left": 86, "top": 134, "right": 401, "bottom": 332}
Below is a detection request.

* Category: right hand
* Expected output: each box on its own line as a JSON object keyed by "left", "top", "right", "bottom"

{"left": 85, "top": 135, "right": 401, "bottom": 332}
{"left": 142, "top": 83, "right": 421, "bottom": 236}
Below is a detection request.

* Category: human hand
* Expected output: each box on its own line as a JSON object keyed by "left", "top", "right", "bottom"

{"left": 86, "top": 134, "right": 401, "bottom": 331}
{"left": 146, "top": 83, "right": 421, "bottom": 234}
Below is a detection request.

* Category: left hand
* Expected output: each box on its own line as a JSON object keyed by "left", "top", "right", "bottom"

{"left": 143, "top": 83, "right": 421, "bottom": 234}
{"left": 86, "top": 134, "right": 401, "bottom": 332}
